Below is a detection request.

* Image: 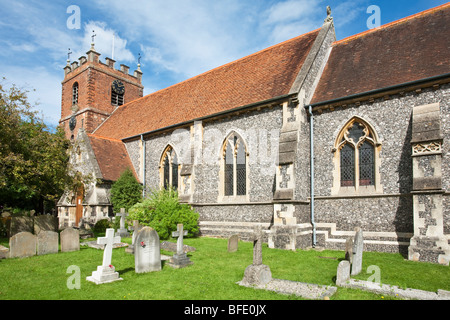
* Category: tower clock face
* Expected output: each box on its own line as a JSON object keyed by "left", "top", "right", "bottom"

{"left": 112, "top": 80, "right": 125, "bottom": 94}
{"left": 69, "top": 115, "right": 77, "bottom": 131}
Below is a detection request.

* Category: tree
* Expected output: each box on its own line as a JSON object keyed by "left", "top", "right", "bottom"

{"left": 0, "top": 78, "right": 72, "bottom": 212}
{"left": 110, "top": 168, "right": 143, "bottom": 212}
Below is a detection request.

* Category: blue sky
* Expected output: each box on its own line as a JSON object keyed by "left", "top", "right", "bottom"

{"left": 0, "top": 0, "right": 447, "bottom": 128}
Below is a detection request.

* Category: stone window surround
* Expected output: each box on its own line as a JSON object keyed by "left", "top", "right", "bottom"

{"left": 218, "top": 131, "right": 250, "bottom": 203}
{"left": 158, "top": 145, "right": 180, "bottom": 190}
{"left": 331, "top": 116, "right": 383, "bottom": 196}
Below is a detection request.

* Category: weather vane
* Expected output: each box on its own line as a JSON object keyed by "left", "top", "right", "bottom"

{"left": 91, "top": 30, "right": 97, "bottom": 44}
{"left": 138, "top": 53, "right": 141, "bottom": 65}
{"left": 67, "top": 48, "right": 73, "bottom": 61}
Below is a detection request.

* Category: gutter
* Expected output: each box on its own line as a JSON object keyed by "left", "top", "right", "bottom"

{"left": 141, "top": 134, "right": 146, "bottom": 198}
{"left": 309, "top": 105, "right": 316, "bottom": 247}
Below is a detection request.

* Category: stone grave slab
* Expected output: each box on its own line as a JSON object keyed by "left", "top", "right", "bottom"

{"left": 9, "top": 232, "right": 36, "bottom": 258}
{"left": 37, "top": 231, "right": 59, "bottom": 255}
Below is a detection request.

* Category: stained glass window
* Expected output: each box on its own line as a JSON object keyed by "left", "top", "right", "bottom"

{"left": 163, "top": 154, "right": 170, "bottom": 190}
{"left": 359, "top": 141, "right": 374, "bottom": 186}
{"left": 340, "top": 143, "right": 355, "bottom": 187}
{"left": 161, "top": 147, "right": 179, "bottom": 190}
{"left": 347, "top": 122, "right": 364, "bottom": 144}
{"left": 236, "top": 142, "right": 246, "bottom": 195}
{"left": 223, "top": 134, "right": 247, "bottom": 197}
{"left": 338, "top": 119, "right": 378, "bottom": 190}
{"left": 224, "top": 142, "right": 234, "bottom": 196}
{"left": 172, "top": 153, "right": 178, "bottom": 190}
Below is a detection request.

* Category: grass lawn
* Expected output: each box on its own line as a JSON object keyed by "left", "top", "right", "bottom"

{"left": 0, "top": 236, "right": 449, "bottom": 300}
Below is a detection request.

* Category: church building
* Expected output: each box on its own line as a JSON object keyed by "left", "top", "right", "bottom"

{"left": 57, "top": 4, "right": 450, "bottom": 265}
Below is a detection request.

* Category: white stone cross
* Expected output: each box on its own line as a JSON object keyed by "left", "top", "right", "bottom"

{"left": 97, "top": 228, "right": 121, "bottom": 268}
{"left": 116, "top": 208, "right": 128, "bottom": 229}
{"left": 172, "top": 224, "right": 188, "bottom": 255}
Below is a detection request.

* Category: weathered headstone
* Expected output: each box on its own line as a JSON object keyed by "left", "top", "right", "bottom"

{"left": 37, "top": 231, "right": 59, "bottom": 255}
{"left": 115, "top": 208, "right": 130, "bottom": 237}
{"left": 9, "top": 232, "right": 36, "bottom": 258}
{"left": 0, "top": 245, "right": 9, "bottom": 259}
{"left": 228, "top": 234, "right": 239, "bottom": 252}
{"left": 125, "top": 220, "right": 142, "bottom": 254}
{"left": 135, "top": 227, "right": 161, "bottom": 273}
{"left": 60, "top": 227, "right": 80, "bottom": 252}
{"left": 351, "top": 227, "right": 364, "bottom": 276}
{"left": 86, "top": 228, "right": 123, "bottom": 284}
{"left": 345, "top": 237, "right": 353, "bottom": 264}
{"left": 168, "top": 224, "right": 193, "bottom": 268}
{"left": 336, "top": 260, "right": 351, "bottom": 286}
{"left": 241, "top": 226, "right": 272, "bottom": 286}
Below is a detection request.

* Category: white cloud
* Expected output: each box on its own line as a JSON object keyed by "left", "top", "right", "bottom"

{"left": 1, "top": 65, "right": 62, "bottom": 127}
{"left": 81, "top": 21, "right": 135, "bottom": 63}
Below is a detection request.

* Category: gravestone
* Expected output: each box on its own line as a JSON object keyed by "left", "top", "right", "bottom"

{"left": 336, "top": 260, "right": 351, "bottom": 286}
{"left": 115, "top": 208, "right": 130, "bottom": 237}
{"left": 135, "top": 227, "right": 162, "bottom": 273}
{"left": 228, "top": 234, "right": 239, "bottom": 252}
{"left": 86, "top": 228, "right": 123, "bottom": 284}
{"left": 0, "top": 245, "right": 9, "bottom": 259}
{"left": 9, "top": 232, "right": 36, "bottom": 258}
{"left": 37, "top": 231, "right": 59, "bottom": 255}
{"left": 241, "top": 226, "right": 272, "bottom": 286}
{"left": 351, "top": 227, "right": 364, "bottom": 276}
{"left": 125, "top": 220, "right": 142, "bottom": 254}
{"left": 60, "top": 227, "right": 80, "bottom": 252}
{"left": 345, "top": 237, "right": 353, "bottom": 264}
{"left": 168, "top": 224, "right": 193, "bottom": 268}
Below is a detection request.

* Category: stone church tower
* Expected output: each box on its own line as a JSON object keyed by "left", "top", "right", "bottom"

{"left": 59, "top": 43, "right": 144, "bottom": 140}
{"left": 57, "top": 43, "right": 143, "bottom": 227}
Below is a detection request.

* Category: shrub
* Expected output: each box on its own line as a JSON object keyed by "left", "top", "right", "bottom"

{"left": 93, "top": 219, "right": 112, "bottom": 234}
{"left": 110, "top": 168, "right": 143, "bottom": 212}
{"left": 128, "top": 187, "right": 199, "bottom": 240}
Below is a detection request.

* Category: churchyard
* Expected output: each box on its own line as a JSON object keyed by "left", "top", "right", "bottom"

{"left": 1, "top": 227, "right": 449, "bottom": 300}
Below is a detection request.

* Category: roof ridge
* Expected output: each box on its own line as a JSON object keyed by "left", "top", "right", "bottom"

{"left": 334, "top": 3, "right": 450, "bottom": 46}
{"left": 113, "top": 27, "right": 322, "bottom": 110}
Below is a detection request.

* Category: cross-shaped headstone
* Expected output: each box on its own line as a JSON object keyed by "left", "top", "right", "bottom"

{"left": 97, "top": 228, "right": 121, "bottom": 268}
{"left": 172, "top": 224, "right": 188, "bottom": 255}
{"left": 116, "top": 208, "right": 128, "bottom": 230}
{"left": 252, "top": 226, "right": 263, "bottom": 265}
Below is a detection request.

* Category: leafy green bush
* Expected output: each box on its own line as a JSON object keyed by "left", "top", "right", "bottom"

{"left": 128, "top": 187, "right": 199, "bottom": 240}
{"left": 110, "top": 168, "right": 143, "bottom": 212}
{"left": 93, "top": 219, "right": 112, "bottom": 234}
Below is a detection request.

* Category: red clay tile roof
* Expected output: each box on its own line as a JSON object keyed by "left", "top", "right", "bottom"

{"left": 94, "top": 28, "right": 321, "bottom": 140}
{"left": 87, "top": 134, "right": 138, "bottom": 182}
{"left": 311, "top": 3, "right": 450, "bottom": 104}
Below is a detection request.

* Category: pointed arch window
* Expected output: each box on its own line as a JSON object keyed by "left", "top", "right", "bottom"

{"left": 333, "top": 117, "right": 381, "bottom": 194}
{"left": 160, "top": 146, "right": 179, "bottom": 190}
{"left": 72, "top": 82, "right": 79, "bottom": 105}
{"left": 222, "top": 132, "right": 248, "bottom": 198}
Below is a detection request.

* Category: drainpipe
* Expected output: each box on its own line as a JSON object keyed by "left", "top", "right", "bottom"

{"left": 141, "top": 134, "right": 146, "bottom": 198}
{"left": 309, "top": 105, "right": 316, "bottom": 247}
